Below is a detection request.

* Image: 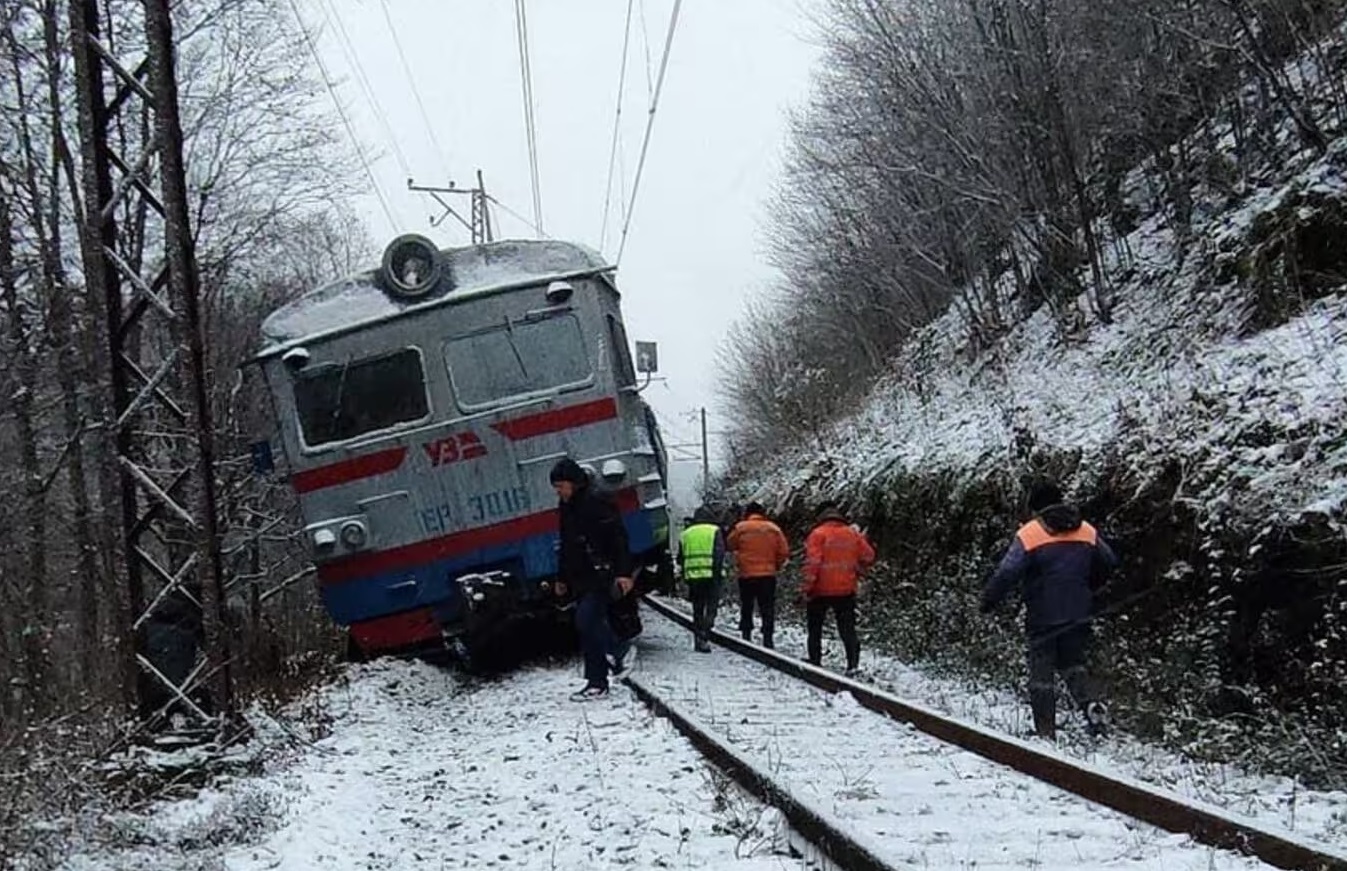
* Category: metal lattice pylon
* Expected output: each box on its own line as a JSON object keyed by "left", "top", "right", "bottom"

{"left": 67, "top": 0, "right": 233, "bottom": 732}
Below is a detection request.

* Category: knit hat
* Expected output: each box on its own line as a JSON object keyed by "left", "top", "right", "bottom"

{"left": 1027, "top": 480, "right": 1064, "bottom": 513}
{"left": 549, "top": 458, "right": 589, "bottom": 486}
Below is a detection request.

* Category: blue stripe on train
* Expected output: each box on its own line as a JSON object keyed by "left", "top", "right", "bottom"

{"left": 320, "top": 511, "right": 658, "bottom": 627}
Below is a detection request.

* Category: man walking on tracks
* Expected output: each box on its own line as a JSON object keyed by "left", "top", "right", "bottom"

{"left": 802, "top": 502, "right": 875, "bottom": 675}
{"left": 981, "top": 481, "right": 1118, "bottom": 739}
{"left": 679, "top": 507, "right": 726, "bottom": 652}
{"left": 727, "top": 502, "right": 790, "bottom": 648}
{"left": 551, "top": 458, "right": 635, "bottom": 701}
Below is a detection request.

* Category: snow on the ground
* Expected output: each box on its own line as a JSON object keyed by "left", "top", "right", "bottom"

{"left": 635, "top": 615, "right": 1295, "bottom": 870}
{"left": 49, "top": 603, "right": 1347, "bottom": 871}
{"left": 58, "top": 657, "right": 814, "bottom": 871}
{"left": 756, "top": 611, "right": 1347, "bottom": 848}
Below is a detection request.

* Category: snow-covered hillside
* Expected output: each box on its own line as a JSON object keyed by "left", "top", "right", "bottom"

{"left": 743, "top": 136, "right": 1347, "bottom": 535}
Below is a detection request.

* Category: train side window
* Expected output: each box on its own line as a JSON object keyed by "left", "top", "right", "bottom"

{"left": 293, "top": 347, "right": 429, "bottom": 447}
{"left": 444, "top": 312, "right": 592, "bottom": 410}
{"left": 607, "top": 314, "right": 637, "bottom": 388}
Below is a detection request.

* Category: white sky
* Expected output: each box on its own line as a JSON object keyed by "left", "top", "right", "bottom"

{"left": 307, "top": 0, "right": 822, "bottom": 511}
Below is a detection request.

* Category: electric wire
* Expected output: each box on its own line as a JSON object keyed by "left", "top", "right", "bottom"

{"left": 286, "top": 0, "right": 398, "bottom": 234}
{"left": 485, "top": 193, "right": 548, "bottom": 238}
{"left": 320, "top": 0, "right": 414, "bottom": 181}
{"left": 599, "top": 0, "right": 636, "bottom": 255}
{"left": 513, "top": 0, "right": 544, "bottom": 236}
{"left": 615, "top": 0, "right": 683, "bottom": 266}
{"left": 378, "top": 0, "right": 453, "bottom": 179}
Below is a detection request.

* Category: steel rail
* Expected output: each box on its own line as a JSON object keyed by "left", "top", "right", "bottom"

{"left": 624, "top": 673, "right": 899, "bottom": 871}
{"left": 642, "top": 594, "right": 1347, "bottom": 871}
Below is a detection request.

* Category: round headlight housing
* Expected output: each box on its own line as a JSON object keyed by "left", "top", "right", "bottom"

{"left": 340, "top": 520, "right": 368, "bottom": 549}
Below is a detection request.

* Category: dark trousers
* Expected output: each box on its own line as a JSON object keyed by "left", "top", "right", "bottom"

{"left": 806, "top": 595, "right": 859, "bottom": 669}
{"left": 688, "top": 580, "right": 720, "bottom": 648}
{"left": 1028, "top": 623, "right": 1096, "bottom": 736}
{"left": 575, "top": 590, "right": 615, "bottom": 689}
{"left": 737, "top": 576, "right": 777, "bottom": 647}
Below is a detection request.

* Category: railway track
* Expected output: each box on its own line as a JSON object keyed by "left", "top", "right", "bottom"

{"left": 631, "top": 593, "right": 1347, "bottom": 871}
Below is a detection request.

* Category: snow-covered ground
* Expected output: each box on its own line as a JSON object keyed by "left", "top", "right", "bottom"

{"left": 59, "top": 654, "right": 809, "bottom": 871}
{"left": 49, "top": 606, "right": 1346, "bottom": 870}
{"left": 758, "top": 614, "right": 1347, "bottom": 849}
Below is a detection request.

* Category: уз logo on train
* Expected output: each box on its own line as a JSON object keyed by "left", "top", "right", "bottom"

{"left": 422, "top": 431, "right": 488, "bottom": 467}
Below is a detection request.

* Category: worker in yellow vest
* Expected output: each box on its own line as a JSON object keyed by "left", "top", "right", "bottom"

{"left": 678, "top": 507, "right": 727, "bottom": 652}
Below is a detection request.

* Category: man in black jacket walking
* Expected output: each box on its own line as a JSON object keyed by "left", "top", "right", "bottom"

{"left": 551, "top": 458, "right": 635, "bottom": 701}
{"left": 982, "top": 481, "right": 1118, "bottom": 739}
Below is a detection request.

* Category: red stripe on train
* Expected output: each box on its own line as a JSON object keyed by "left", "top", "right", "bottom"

{"left": 492, "top": 397, "right": 618, "bottom": 440}
{"left": 317, "top": 488, "right": 641, "bottom": 585}
{"left": 350, "top": 607, "right": 442, "bottom": 650}
{"left": 291, "top": 446, "right": 408, "bottom": 494}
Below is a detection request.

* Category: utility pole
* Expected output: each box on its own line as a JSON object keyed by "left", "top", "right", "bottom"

{"left": 69, "top": 0, "right": 232, "bottom": 733}
{"left": 700, "top": 407, "right": 710, "bottom": 496}
{"left": 408, "top": 170, "right": 495, "bottom": 244}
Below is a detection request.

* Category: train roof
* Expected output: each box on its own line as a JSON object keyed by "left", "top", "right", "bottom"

{"left": 254, "top": 239, "right": 613, "bottom": 359}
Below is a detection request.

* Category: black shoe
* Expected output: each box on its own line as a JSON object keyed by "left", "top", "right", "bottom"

{"left": 695, "top": 641, "right": 712, "bottom": 653}
{"left": 570, "top": 684, "right": 609, "bottom": 701}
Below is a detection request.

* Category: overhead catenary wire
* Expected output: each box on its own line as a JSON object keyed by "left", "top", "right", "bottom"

{"left": 320, "top": 0, "right": 415, "bottom": 181}
{"left": 379, "top": 0, "right": 453, "bottom": 179}
{"left": 513, "top": 0, "right": 544, "bottom": 236}
{"left": 615, "top": 0, "right": 683, "bottom": 266}
{"left": 485, "top": 193, "right": 548, "bottom": 238}
{"left": 599, "top": 0, "right": 636, "bottom": 254}
{"left": 286, "top": 0, "right": 398, "bottom": 235}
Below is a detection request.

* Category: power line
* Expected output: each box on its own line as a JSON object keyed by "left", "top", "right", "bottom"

{"left": 287, "top": 0, "right": 397, "bottom": 235}
{"left": 379, "top": 0, "right": 453, "bottom": 179}
{"left": 599, "top": 0, "right": 635, "bottom": 255}
{"left": 615, "top": 0, "right": 683, "bottom": 266}
{"left": 485, "top": 193, "right": 548, "bottom": 238}
{"left": 513, "top": 0, "right": 544, "bottom": 236}
{"left": 320, "top": 0, "right": 414, "bottom": 181}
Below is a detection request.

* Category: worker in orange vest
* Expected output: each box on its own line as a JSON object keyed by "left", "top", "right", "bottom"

{"left": 727, "top": 501, "right": 790, "bottom": 648}
{"left": 802, "top": 502, "right": 875, "bottom": 675}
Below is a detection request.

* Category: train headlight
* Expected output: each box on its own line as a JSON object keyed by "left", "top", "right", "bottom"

{"left": 379, "top": 234, "right": 445, "bottom": 300}
{"left": 312, "top": 527, "right": 337, "bottom": 551}
{"left": 601, "top": 459, "right": 627, "bottom": 482}
{"left": 340, "top": 520, "right": 369, "bottom": 549}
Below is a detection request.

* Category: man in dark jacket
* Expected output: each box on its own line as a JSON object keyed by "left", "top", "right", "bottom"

{"left": 551, "top": 458, "right": 635, "bottom": 701}
{"left": 982, "top": 481, "right": 1119, "bottom": 739}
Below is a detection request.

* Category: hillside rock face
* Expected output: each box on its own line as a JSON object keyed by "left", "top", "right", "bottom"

{"left": 735, "top": 135, "right": 1347, "bottom": 785}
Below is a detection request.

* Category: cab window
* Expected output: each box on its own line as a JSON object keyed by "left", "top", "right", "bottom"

{"left": 293, "top": 347, "right": 429, "bottom": 447}
{"left": 443, "top": 312, "right": 591, "bottom": 410}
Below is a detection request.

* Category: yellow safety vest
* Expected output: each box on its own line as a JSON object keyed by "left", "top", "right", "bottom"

{"left": 680, "top": 523, "right": 719, "bottom": 582}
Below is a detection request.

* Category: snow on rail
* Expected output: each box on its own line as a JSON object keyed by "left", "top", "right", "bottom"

{"left": 637, "top": 604, "right": 1331, "bottom": 870}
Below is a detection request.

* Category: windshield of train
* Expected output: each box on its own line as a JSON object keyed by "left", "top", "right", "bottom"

{"left": 293, "top": 347, "right": 429, "bottom": 447}
{"left": 444, "top": 312, "right": 590, "bottom": 410}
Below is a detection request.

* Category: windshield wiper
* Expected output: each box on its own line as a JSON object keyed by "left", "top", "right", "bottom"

{"left": 331, "top": 357, "right": 351, "bottom": 425}
{"left": 503, "top": 316, "right": 529, "bottom": 378}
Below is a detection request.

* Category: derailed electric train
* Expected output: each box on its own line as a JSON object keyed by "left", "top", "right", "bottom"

{"left": 250, "top": 235, "right": 673, "bottom": 661}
